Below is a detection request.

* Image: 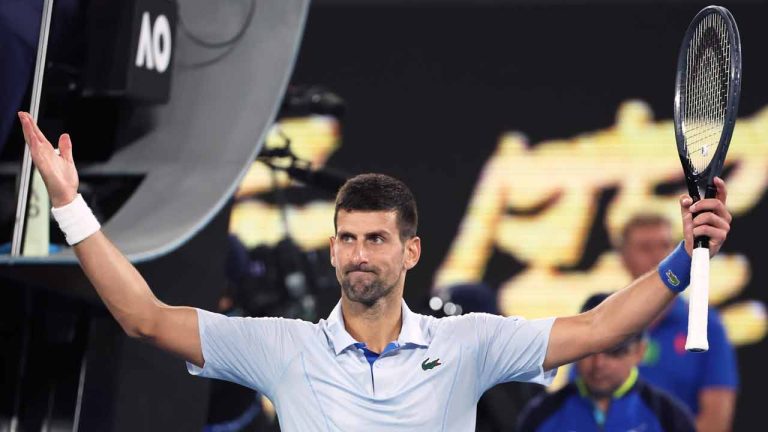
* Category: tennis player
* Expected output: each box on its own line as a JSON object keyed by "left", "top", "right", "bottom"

{"left": 17, "top": 112, "right": 732, "bottom": 430}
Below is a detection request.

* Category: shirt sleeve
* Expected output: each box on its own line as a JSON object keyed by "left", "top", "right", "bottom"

{"left": 470, "top": 313, "right": 557, "bottom": 393}
{"left": 186, "top": 309, "right": 310, "bottom": 397}
{"left": 700, "top": 310, "right": 739, "bottom": 389}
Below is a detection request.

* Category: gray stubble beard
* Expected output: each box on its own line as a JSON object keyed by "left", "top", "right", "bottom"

{"left": 341, "top": 272, "right": 398, "bottom": 307}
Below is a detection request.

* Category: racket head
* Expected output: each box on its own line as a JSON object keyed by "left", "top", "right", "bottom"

{"left": 673, "top": 5, "right": 741, "bottom": 199}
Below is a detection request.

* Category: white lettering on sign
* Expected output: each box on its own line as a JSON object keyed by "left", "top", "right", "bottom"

{"left": 135, "top": 12, "right": 172, "bottom": 73}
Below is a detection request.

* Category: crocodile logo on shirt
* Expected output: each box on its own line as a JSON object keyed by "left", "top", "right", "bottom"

{"left": 665, "top": 269, "right": 680, "bottom": 287}
{"left": 421, "top": 358, "right": 442, "bottom": 371}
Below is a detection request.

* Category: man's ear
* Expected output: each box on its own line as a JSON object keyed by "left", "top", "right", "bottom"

{"left": 404, "top": 236, "right": 421, "bottom": 270}
{"left": 329, "top": 236, "right": 336, "bottom": 267}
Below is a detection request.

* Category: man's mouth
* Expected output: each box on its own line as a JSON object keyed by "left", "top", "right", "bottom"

{"left": 347, "top": 269, "right": 374, "bottom": 276}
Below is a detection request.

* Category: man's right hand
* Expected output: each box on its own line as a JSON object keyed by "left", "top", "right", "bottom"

{"left": 18, "top": 112, "right": 79, "bottom": 207}
{"left": 19, "top": 112, "right": 204, "bottom": 367}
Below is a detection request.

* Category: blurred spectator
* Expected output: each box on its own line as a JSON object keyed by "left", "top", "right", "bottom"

{"left": 619, "top": 214, "right": 738, "bottom": 431}
{"left": 518, "top": 293, "right": 695, "bottom": 432}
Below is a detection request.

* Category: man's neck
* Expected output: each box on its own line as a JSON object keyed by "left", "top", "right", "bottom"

{"left": 593, "top": 396, "right": 610, "bottom": 413}
{"left": 341, "top": 295, "right": 403, "bottom": 354}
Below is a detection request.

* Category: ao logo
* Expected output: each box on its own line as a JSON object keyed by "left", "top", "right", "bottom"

{"left": 135, "top": 12, "right": 172, "bottom": 73}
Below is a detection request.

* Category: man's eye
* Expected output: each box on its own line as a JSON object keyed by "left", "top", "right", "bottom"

{"left": 370, "top": 236, "right": 384, "bottom": 244}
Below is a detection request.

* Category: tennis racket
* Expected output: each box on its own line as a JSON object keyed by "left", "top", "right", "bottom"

{"left": 673, "top": 5, "right": 741, "bottom": 352}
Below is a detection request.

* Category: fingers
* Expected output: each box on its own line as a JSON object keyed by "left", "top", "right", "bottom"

{"left": 691, "top": 221, "right": 729, "bottom": 254}
{"left": 18, "top": 112, "right": 52, "bottom": 153}
{"left": 690, "top": 201, "right": 731, "bottom": 249}
{"left": 18, "top": 112, "right": 46, "bottom": 167}
{"left": 713, "top": 176, "right": 728, "bottom": 204}
{"left": 58, "top": 133, "right": 74, "bottom": 163}
{"left": 691, "top": 210, "right": 731, "bottom": 232}
{"left": 680, "top": 178, "right": 733, "bottom": 256}
{"left": 18, "top": 112, "right": 68, "bottom": 167}
{"left": 690, "top": 194, "right": 732, "bottom": 224}
{"left": 679, "top": 194, "right": 694, "bottom": 255}
{"left": 29, "top": 113, "right": 51, "bottom": 146}
{"left": 18, "top": 112, "right": 37, "bottom": 148}
{"left": 691, "top": 224, "right": 729, "bottom": 242}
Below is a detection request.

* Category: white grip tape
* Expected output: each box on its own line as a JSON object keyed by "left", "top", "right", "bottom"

{"left": 51, "top": 194, "right": 101, "bottom": 245}
{"left": 685, "top": 247, "right": 710, "bottom": 352}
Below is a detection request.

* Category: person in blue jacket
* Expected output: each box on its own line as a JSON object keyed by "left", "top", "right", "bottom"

{"left": 518, "top": 293, "right": 695, "bottom": 432}
{"left": 618, "top": 214, "right": 738, "bottom": 431}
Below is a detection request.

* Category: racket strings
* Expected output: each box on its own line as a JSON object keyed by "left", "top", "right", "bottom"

{"left": 682, "top": 12, "right": 731, "bottom": 175}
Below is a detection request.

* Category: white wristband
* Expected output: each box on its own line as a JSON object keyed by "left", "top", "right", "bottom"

{"left": 51, "top": 194, "right": 101, "bottom": 245}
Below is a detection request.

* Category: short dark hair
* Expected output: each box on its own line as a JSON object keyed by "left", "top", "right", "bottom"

{"left": 580, "top": 292, "right": 612, "bottom": 314}
{"left": 334, "top": 173, "right": 418, "bottom": 240}
{"left": 619, "top": 213, "right": 671, "bottom": 247}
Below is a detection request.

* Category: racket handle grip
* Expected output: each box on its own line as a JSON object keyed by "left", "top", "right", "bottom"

{"left": 686, "top": 247, "right": 710, "bottom": 352}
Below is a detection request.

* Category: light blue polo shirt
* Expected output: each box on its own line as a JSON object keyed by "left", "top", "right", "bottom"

{"left": 188, "top": 300, "right": 556, "bottom": 431}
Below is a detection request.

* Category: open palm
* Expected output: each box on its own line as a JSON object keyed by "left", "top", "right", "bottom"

{"left": 18, "top": 112, "right": 79, "bottom": 208}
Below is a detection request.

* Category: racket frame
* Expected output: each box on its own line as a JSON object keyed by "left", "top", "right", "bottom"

{"left": 672, "top": 5, "right": 741, "bottom": 353}
{"left": 673, "top": 5, "right": 741, "bottom": 207}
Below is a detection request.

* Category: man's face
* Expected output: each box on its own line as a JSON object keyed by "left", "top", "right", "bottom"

{"left": 620, "top": 223, "right": 674, "bottom": 279}
{"left": 330, "top": 210, "right": 420, "bottom": 306}
{"left": 576, "top": 340, "right": 646, "bottom": 398}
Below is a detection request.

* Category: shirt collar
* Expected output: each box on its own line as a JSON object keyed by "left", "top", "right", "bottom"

{"left": 575, "top": 367, "right": 639, "bottom": 400}
{"left": 324, "top": 299, "right": 429, "bottom": 355}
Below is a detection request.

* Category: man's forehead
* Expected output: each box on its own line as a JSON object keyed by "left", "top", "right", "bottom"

{"left": 336, "top": 209, "right": 398, "bottom": 232}
{"left": 625, "top": 224, "right": 672, "bottom": 243}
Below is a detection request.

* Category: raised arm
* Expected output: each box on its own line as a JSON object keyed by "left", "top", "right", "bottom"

{"left": 18, "top": 112, "right": 204, "bottom": 367}
{"left": 543, "top": 177, "right": 731, "bottom": 370}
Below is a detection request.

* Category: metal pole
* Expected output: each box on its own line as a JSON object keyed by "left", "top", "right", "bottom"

{"left": 11, "top": 0, "right": 55, "bottom": 257}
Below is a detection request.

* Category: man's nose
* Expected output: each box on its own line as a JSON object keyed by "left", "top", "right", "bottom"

{"left": 351, "top": 241, "right": 369, "bottom": 264}
{"left": 592, "top": 353, "right": 609, "bottom": 369}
